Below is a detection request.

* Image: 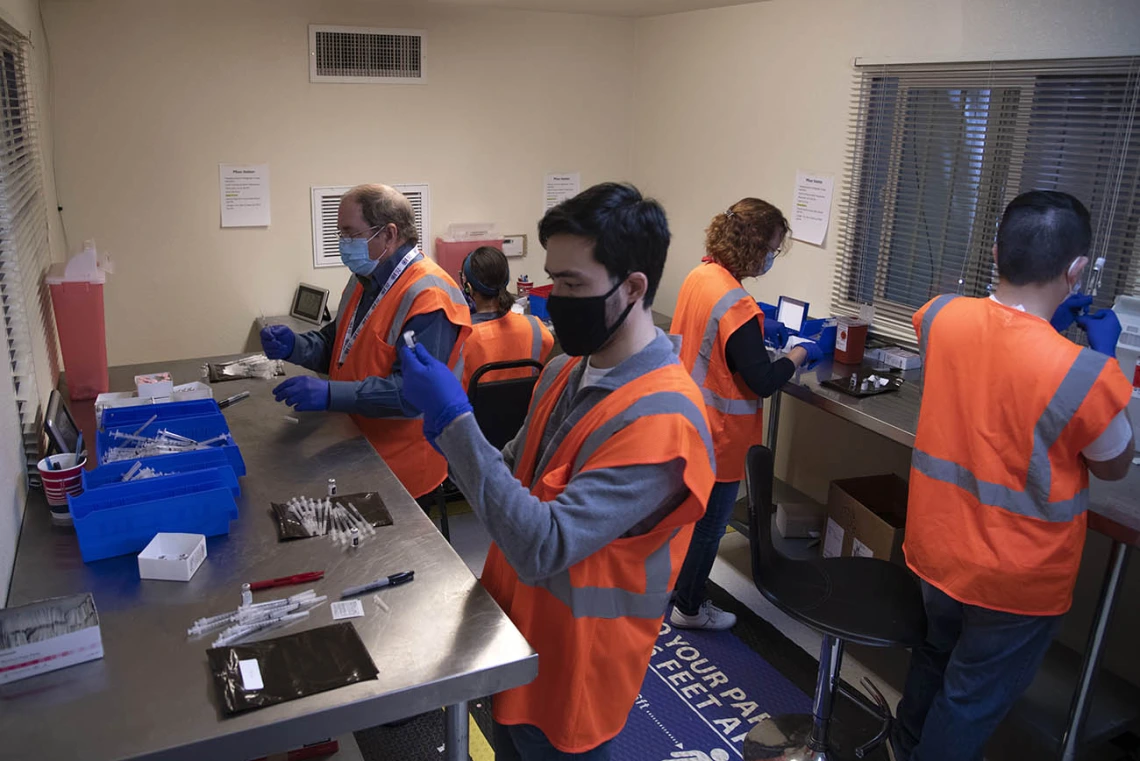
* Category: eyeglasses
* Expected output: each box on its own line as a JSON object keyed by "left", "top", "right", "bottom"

{"left": 337, "top": 226, "right": 382, "bottom": 242}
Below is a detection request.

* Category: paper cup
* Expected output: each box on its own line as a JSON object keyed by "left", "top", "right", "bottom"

{"left": 38, "top": 453, "right": 87, "bottom": 507}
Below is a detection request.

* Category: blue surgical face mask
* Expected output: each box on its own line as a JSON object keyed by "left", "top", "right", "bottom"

{"left": 339, "top": 228, "right": 382, "bottom": 277}
{"left": 759, "top": 251, "right": 776, "bottom": 276}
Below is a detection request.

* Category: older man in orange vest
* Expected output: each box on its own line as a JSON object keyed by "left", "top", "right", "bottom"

{"left": 893, "top": 191, "right": 1134, "bottom": 761}
{"left": 260, "top": 184, "right": 471, "bottom": 499}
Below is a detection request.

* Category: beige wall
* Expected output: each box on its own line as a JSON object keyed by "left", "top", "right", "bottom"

{"left": 42, "top": 0, "right": 635, "bottom": 365}
{"left": 632, "top": 0, "right": 1140, "bottom": 683}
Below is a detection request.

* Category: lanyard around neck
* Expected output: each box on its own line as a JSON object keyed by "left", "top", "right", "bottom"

{"left": 337, "top": 247, "right": 419, "bottom": 367}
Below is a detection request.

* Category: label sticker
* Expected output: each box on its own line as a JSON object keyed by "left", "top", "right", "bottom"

{"left": 851, "top": 537, "right": 875, "bottom": 559}
{"left": 822, "top": 518, "right": 845, "bottom": 558}
{"left": 239, "top": 658, "right": 264, "bottom": 691}
{"left": 331, "top": 600, "right": 365, "bottom": 620}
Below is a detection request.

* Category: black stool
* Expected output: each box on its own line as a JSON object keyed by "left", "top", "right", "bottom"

{"left": 742, "top": 446, "right": 926, "bottom": 761}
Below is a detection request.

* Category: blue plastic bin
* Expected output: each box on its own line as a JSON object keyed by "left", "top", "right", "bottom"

{"left": 529, "top": 293, "right": 550, "bottom": 321}
{"left": 69, "top": 469, "right": 239, "bottom": 562}
{"left": 101, "top": 399, "right": 220, "bottom": 430}
{"left": 82, "top": 448, "right": 240, "bottom": 497}
{"left": 97, "top": 413, "right": 246, "bottom": 476}
{"left": 758, "top": 301, "right": 778, "bottom": 320}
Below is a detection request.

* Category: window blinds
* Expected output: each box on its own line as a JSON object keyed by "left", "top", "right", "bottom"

{"left": 834, "top": 56, "right": 1140, "bottom": 345}
{"left": 0, "top": 20, "right": 58, "bottom": 476}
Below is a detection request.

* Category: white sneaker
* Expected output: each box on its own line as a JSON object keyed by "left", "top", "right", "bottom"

{"left": 669, "top": 600, "right": 737, "bottom": 631}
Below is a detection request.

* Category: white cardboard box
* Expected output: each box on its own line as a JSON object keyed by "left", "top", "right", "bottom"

{"left": 135, "top": 372, "right": 174, "bottom": 399}
{"left": 138, "top": 533, "right": 207, "bottom": 582}
{"left": 0, "top": 593, "right": 104, "bottom": 685}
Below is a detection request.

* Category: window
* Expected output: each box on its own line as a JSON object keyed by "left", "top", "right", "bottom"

{"left": 833, "top": 56, "right": 1140, "bottom": 344}
{"left": 0, "top": 21, "right": 58, "bottom": 477}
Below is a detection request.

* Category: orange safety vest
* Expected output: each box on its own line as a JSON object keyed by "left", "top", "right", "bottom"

{"left": 481, "top": 356, "right": 715, "bottom": 753}
{"left": 460, "top": 312, "right": 553, "bottom": 389}
{"left": 671, "top": 262, "right": 765, "bottom": 482}
{"left": 906, "top": 295, "right": 1133, "bottom": 616}
{"left": 329, "top": 257, "right": 472, "bottom": 499}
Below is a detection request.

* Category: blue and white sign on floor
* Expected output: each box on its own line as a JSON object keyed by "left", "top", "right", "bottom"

{"left": 613, "top": 621, "right": 813, "bottom": 761}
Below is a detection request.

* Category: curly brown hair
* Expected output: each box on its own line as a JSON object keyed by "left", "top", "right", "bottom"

{"left": 705, "top": 198, "right": 791, "bottom": 280}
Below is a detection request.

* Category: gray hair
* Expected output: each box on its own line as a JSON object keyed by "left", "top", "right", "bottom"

{"left": 345, "top": 184, "right": 418, "bottom": 245}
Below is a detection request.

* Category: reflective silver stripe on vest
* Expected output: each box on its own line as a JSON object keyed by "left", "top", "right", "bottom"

{"left": 534, "top": 528, "right": 681, "bottom": 619}
{"left": 453, "top": 351, "right": 465, "bottom": 382}
{"left": 690, "top": 287, "right": 759, "bottom": 418}
{"left": 527, "top": 315, "right": 544, "bottom": 362}
{"left": 571, "top": 391, "right": 715, "bottom": 477}
{"left": 912, "top": 449, "right": 1089, "bottom": 522}
{"left": 512, "top": 355, "right": 575, "bottom": 481}
{"left": 384, "top": 275, "right": 468, "bottom": 346}
{"left": 918, "top": 294, "right": 958, "bottom": 359}
{"left": 914, "top": 304, "right": 1108, "bottom": 521}
{"left": 702, "top": 389, "right": 759, "bottom": 415}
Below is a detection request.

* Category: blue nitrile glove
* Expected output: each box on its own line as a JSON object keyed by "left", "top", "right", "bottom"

{"left": 763, "top": 318, "right": 789, "bottom": 349}
{"left": 1075, "top": 309, "right": 1122, "bottom": 358}
{"left": 272, "top": 376, "right": 329, "bottom": 411}
{"left": 797, "top": 340, "right": 824, "bottom": 370}
{"left": 1050, "top": 293, "right": 1093, "bottom": 333}
{"left": 260, "top": 325, "right": 296, "bottom": 360}
{"left": 398, "top": 343, "right": 472, "bottom": 445}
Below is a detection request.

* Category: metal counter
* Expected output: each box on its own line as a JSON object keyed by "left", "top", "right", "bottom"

{"left": 768, "top": 355, "right": 1139, "bottom": 759}
{"left": 1, "top": 357, "right": 537, "bottom": 761}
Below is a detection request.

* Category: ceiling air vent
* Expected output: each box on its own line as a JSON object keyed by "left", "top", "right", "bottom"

{"left": 309, "top": 25, "right": 426, "bottom": 84}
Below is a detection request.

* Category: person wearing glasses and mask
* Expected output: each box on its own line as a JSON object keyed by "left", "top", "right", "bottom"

{"left": 395, "top": 183, "right": 715, "bottom": 760}
{"left": 668, "top": 198, "right": 822, "bottom": 631}
{"left": 458, "top": 245, "right": 553, "bottom": 388}
{"left": 259, "top": 183, "right": 471, "bottom": 500}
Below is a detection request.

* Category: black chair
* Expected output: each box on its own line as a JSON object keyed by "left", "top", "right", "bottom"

{"left": 742, "top": 445, "right": 927, "bottom": 761}
{"left": 467, "top": 359, "right": 545, "bottom": 450}
{"left": 422, "top": 359, "right": 544, "bottom": 543}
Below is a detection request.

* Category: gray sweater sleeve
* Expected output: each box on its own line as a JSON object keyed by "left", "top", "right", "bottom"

{"left": 436, "top": 412, "right": 690, "bottom": 584}
{"left": 288, "top": 320, "right": 339, "bottom": 374}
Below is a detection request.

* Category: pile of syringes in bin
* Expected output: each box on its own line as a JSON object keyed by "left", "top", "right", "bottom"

{"left": 103, "top": 427, "right": 233, "bottom": 463}
{"left": 188, "top": 587, "right": 327, "bottom": 647}
{"left": 287, "top": 497, "right": 377, "bottom": 547}
{"left": 118, "top": 461, "right": 171, "bottom": 482}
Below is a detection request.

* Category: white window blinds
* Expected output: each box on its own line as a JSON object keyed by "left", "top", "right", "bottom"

{"left": 0, "top": 20, "right": 58, "bottom": 476}
{"left": 834, "top": 56, "right": 1140, "bottom": 345}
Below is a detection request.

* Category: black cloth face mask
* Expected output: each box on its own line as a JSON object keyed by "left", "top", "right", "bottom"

{"left": 545, "top": 276, "right": 636, "bottom": 357}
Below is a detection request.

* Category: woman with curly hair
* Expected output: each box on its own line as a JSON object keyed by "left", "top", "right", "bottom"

{"left": 668, "top": 198, "right": 822, "bottom": 630}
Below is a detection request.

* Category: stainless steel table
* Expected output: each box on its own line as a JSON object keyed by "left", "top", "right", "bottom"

{"left": 767, "top": 356, "right": 1140, "bottom": 759}
{"left": 1, "top": 357, "right": 537, "bottom": 761}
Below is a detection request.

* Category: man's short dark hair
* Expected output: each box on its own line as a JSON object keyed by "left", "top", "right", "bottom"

{"left": 996, "top": 191, "right": 1092, "bottom": 286}
{"left": 538, "top": 182, "right": 669, "bottom": 306}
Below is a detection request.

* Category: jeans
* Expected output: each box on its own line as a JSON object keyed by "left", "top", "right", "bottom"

{"left": 892, "top": 581, "right": 1060, "bottom": 761}
{"left": 673, "top": 480, "right": 740, "bottom": 616}
{"left": 492, "top": 721, "right": 613, "bottom": 761}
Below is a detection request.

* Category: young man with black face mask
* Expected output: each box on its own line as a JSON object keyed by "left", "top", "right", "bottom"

{"left": 398, "top": 182, "right": 716, "bottom": 760}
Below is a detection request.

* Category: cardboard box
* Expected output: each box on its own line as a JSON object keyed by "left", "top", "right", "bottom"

{"left": 776, "top": 502, "right": 826, "bottom": 539}
{"left": 0, "top": 593, "right": 104, "bottom": 685}
{"left": 138, "top": 533, "right": 207, "bottom": 582}
{"left": 823, "top": 474, "right": 909, "bottom": 564}
{"left": 135, "top": 372, "right": 173, "bottom": 399}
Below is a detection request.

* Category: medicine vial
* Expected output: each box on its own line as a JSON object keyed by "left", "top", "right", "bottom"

{"left": 327, "top": 478, "right": 337, "bottom": 497}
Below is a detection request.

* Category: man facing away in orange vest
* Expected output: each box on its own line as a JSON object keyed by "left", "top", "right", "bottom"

{"left": 259, "top": 184, "right": 471, "bottom": 500}
{"left": 892, "top": 191, "right": 1135, "bottom": 761}
{"left": 398, "top": 183, "right": 716, "bottom": 760}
